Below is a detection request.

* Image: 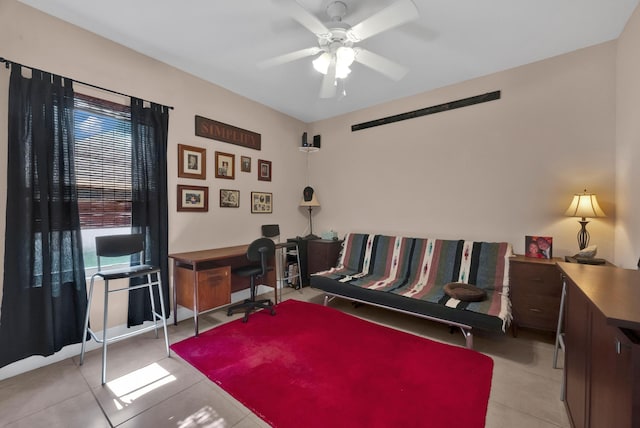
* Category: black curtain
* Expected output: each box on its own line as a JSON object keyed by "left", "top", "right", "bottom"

{"left": 0, "top": 66, "right": 87, "bottom": 368}
{"left": 128, "top": 98, "right": 170, "bottom": 326}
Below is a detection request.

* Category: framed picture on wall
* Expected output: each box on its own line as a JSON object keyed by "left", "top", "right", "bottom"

{"left": 177, "top": 185, "right": 208, "bottom": 212}
{"left": 251, "top": 191, "right": 272, "bottom": 213}
{"left": 215, "top": 151, "right": 235, "bottom": 179}
{"left": 241, "top": 156, "right": 251, "bottom": 172}
{"left": 258, "top": 159, "right": 272, "bottom": 182}
{"left": 178, "top": 144, "right": 206, "bottom": 180}
{"left": 220, "top": 189, "right": 240, "bottom": 208}
{"left": 525, "top": 235, "right": 553, "bottom": 259}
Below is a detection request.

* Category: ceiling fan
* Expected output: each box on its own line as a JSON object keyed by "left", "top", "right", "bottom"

{"left": 260, "top": 0, "right": 419, "bottom": 98}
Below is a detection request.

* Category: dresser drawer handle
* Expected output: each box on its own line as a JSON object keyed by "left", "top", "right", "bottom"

{"left": 615, "top": 338, "right": 631, "bottom": 354}
{"left": 531, "top": 278, "right": 544, "bottom": 282}
{"left": 529, "top": 308, "right": 542, "bottom": 313}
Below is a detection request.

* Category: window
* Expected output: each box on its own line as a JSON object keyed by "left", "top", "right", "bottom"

{"left": 74, "top": 94, "right": 132, "bottom": 268}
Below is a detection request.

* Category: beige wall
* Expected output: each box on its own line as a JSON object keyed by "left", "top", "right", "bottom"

{"left": 309, "top": 42, "right": 617, "bottom": 260}
{"left": 615, "top": 5, "right": 640, "bottom": 269}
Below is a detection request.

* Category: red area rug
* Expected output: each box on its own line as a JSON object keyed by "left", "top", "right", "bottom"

{"left": 170, "top": 299, "right": 493, "bottom": 428}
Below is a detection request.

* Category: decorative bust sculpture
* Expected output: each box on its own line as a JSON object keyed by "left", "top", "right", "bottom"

{"left": 303, "top": 186, "right": 314, "bottom": 202}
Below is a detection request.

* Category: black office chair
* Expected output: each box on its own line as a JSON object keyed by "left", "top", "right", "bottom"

{"left": 262, "top": 224, "right": 303, "bottom": 294}
{"left": 79, "top": 234, "right": 169, "bottom": 385}
{"left": 227, "top": 237, "right": 276, "bottom": 323}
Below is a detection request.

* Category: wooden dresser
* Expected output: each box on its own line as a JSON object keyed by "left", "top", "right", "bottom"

{"left": 558, "top": 263, "right": 640, "bottom": 428}
{"left": 307, "top": 239, "right": 343, "bottom": 275}
{"left": 509, "top": 255, "right": 564, "bottom": 336}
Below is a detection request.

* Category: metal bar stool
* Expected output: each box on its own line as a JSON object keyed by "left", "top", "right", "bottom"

{"left": 262, "top": 224, "right": 303, "bottom": 302}
{"left": 79, "top": 234, "right": 170, "bottom": 385}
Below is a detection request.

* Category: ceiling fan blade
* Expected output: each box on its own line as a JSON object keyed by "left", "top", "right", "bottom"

{"left": 347, "top": 0, "right": 419, "bottom": 42}
{"left": 320, "top": 55, "right": 337, "bottom": 99}
{"left": 354, "top": 48, "right": 408, "bottom": 81}
{"left": 273, "top": 0, "right": 330, "bottom": 37}
{"left": 258, "top": 47, "right": 321, "bottom": 69}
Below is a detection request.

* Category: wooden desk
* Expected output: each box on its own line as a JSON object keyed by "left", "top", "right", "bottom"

{"left": 558, "top": 263, "right": 640, "bottom": 427}
{"left": 169, "top": 245, "right": 275, "bottom": 335}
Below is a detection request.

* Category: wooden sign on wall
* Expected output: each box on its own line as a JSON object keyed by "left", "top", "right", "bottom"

{"left": 195, "top": 115, "right": 261, "bottom": 150}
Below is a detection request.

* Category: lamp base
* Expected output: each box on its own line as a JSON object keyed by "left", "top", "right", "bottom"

{"left": 306, "top": 207, "right": 317, "bottom": 240}
{"left": 577, "top": 219, "right": 590, "bottom": 250}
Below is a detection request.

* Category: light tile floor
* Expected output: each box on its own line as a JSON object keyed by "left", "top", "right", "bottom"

{"left": 0, "top": 287, "right": 570, "bottom": 427}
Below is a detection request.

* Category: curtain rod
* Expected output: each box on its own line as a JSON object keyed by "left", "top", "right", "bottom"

{"left": 0, "top": 57, "right": 174, "bottom": 110}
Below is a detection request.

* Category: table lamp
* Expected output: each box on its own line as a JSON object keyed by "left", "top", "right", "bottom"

{"left": 300, "top": 186, "right": 320, "bottom": 239}
{"left": 564, "top": 189, "right": 606, "bottom": 250}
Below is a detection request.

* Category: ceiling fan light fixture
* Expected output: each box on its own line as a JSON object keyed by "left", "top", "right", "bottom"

{"left": 312, "top": 52, "right": 331, "bottom": 74}
{"left": 335, "top": 65, "right": 351, "bottom": 79}
{"left": 336, "top": 46, "right": 355, "bottom": 66}
{"left": 313, "top": 46, "right": 355, "bottom": 78}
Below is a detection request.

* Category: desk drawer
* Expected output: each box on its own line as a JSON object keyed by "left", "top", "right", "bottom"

{"left": 175, "top": 265, "right": 231, "bottom": 311}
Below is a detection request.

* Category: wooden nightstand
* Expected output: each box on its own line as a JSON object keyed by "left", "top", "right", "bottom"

{"left": 509, "top": 255, "right": 563, "bottom": 337}
{"left": 307, "top": 239, "right": 343, "bottom": 276}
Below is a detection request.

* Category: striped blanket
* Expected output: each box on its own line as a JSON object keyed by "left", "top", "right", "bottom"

{"left": 314, "top": 233, "right": 513, "bottom": 331}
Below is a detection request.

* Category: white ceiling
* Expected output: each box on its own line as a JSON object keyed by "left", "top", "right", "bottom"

{"left": 19, "top": 0, "right": 639, "bottom": 123}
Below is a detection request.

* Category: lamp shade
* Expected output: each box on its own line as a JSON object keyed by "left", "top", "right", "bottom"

{"left": 299, "top": 194, "right": 320, "bottom": 207}
{"left": 564, "top": 191, "right": 606, "bottom": 219}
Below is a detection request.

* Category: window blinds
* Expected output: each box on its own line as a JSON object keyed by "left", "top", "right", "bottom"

{"left": 74, "top": 93, "right": 132, "bottom": 228}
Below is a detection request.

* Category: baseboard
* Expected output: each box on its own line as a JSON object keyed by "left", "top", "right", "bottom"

{"left": 0, "top": 286, "right": 276, "bottom": 381}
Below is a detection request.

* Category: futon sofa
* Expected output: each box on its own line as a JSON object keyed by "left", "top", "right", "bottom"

{"left": 310, "top": 233, "right": 513, "bottom": 348}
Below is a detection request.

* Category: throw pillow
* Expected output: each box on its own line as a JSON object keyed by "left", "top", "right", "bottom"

{"left": 443, "top": 282, "right": 487, "bottom": 302}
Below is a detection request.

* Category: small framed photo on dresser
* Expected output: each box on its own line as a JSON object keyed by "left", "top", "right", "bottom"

{"left": 525, "top": 235, "right": 552, "bottom": 259}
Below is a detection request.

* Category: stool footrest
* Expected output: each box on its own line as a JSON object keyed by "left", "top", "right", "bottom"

{"left": 86, "top": 311, "right": 166, "bottom": 345}
{"left": 103, "top": 279, "right": 161, "bottom": 295}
